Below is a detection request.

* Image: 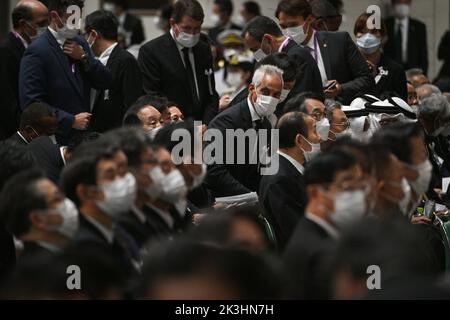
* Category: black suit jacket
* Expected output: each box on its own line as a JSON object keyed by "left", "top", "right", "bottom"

{"left": 90, "top": 45, "right": 142, "bottom": 133}
{"left": 384, "top": 17, "right": 428, "bottom": 75}
{"left": 283, "top": 217, "right": 336, "bottom": 299}
{"left": 0, "top": 32, "right": 25, "bottom": 140}
{"left": 0, "top": 225, "right": 15, "bottom": 281}
{"left": 6, "top": 132, "right": 27, "bottom": 146}
{"left": 437, "top": 30, "right": 450, "bottom": 79}
{"left": 314, "top": 31, "right": 375, "bottom": 104}
{"left": 122, "top": 13, "right": 145, "bottom": 48}
{"left": 28, "top": 136, "right": 64, "bottom": 184}
{"left": 278, "top": 38, "right": 323, "bottom": 116}
{"left": 19, "top": 30, "right": 113, "bottom": 144}
{"left": 373, "top": 54, "right": 407, "bottom": 100}
{"left": 228, "top": 86, "right": 249, "bottom": 110}
{"left": 138, "top": 33, "right": 219, "bottom": 124}
{"left": 204, "top": 99, "right": 271, "bottom": 197}
{"left": 258, "top": 155, "right": 307, "bottom": 250}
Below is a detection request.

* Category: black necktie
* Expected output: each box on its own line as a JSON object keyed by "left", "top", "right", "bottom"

{"left": 253, "top": 119, "right": 263, "bottom": 130}
{"left": 182, "top": 47, "right": 201, "bottom": 116}
{"left": 395, "top": 24, "right": 404, "bottom": 64}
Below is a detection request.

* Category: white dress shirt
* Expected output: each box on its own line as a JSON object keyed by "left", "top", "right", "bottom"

{"left": 170, "top": 28, "right": 200, "bottom": 99}
{"left": 98, "top": 42, "right": 118, "bottom": 66}
{"left": 395, "top": 17, "right": 409, "bottom": 63}
{"left": 306, "top": 30, "right": 328, "bottom": 86}
{"left": 277, "top": 150, "right": 305, "bottom": 175}
{"left": 305, "top": 212, "right": 339, "bottom": 239}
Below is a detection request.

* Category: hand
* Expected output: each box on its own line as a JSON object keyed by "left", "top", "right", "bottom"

{"left": 410, "top": 215, "right": 432, "bottom": 225}
{"left": 219, "top": 95, "right": 231, "bottom": 111}
{"left": 72, "top": 112, "right": 92, "bottom": 130}
{"left": 63, "top": 40, "right": 85, "bottom": 60}
{"left": 324, "top": 80, "right": 342, "bottom": 99}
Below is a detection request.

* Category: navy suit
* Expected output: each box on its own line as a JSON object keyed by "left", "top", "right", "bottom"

{"left": 19, "top": 29, "right": 112, "bottom": 144}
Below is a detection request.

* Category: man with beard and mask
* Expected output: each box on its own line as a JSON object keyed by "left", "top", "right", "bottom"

{"left": 84, "top": 10, "right": 143, "bottom": 133}
{"left": 19, "top": 0, "right": 113, "bottom": 145}
{"left": 204, "top": 64, "right": 283, "bottom": 197}
{"left": 283, "top": 150, "right": 366, "bottom": 299}
{"left": 138, "top": 0, "right": 219, "bottom": 125}
{"left": 60, "top": 140, "right": 140, "bottom": 274}
{"left": 283, "top": 92, "right": 330, "bottom": 144}
{"left": 275, "top": 0, "right": 374, "bottom": 105}
{"left": 259, "top": 112, "right": 320, "bottom": 250}
{"left": 0, "top": 0, "right": 48, "bottom": 141}
{"left": 0, "top": 170, "right": 79, "bottom": 258}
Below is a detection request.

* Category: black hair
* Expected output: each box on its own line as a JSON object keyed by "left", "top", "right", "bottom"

{"left": 277, "top": 112, "right": 308, "bottom": 149}
{"left": 283, "top": 91, "right": 325, "bottom": 115}
{"left": 371, "top": 122, "right": 423, "bottom": 164}
{"left": 85, "top": 10, "right": 118, "bottom": 41}
{"left": 12, "top": 3, "right": 33, "bottom": 29}
{"left": 20, "top": 102, "right": 56, "bottom": 130}
{"left": 152, "top": 120, "right": 198, "bottom": 160}
{"left": 106, "top": 0, "right": 129, "bottom": 10}
{"left": 305, "top": 149, "right": 356, "bottom": 186}
{"left": 242, "top": 1, "right": 261, "bottom": 16}
{"left": 107, "top": 127, "right": 150, "bottom": 168}
{"left": 0, "top": 141, "right": 36, "bottom": 192}
{"left": 172, "top": 0, "right": 204, "bottom": 23}
{"left": 48, "top": 0, "right": 84, "bottom": 16}
{"left": 367, "top": 141, "right": 395, "bottom": 181}
{"left": 243, "top": 16, "right": 283, "bottom": 42}
{"left": 256, "top": 52, "right": 299, "bottom": 83}
{"left": 66, "top": 132, "right": 101, "bottom": 155}
{"left": 214, "top": 0, "right": 233, "bottom": 16}
{"left": 275, "top": 0, "right": 312, "bottom": 19}
{"left": 0, "top": 170, "right": 47, "bottom": 237}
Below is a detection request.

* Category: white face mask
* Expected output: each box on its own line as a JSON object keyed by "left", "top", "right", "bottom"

{"left": 331, "top": 189, "right": 367, "bottom": 228}
{"left": 301, "top": 135, "right": 321, "bottom": 162}
{"left": 356, "top": 33, "right": 381, "bottom": 55}
{"left": 316, "top": 118, "right": 331, "bottom": 141}
{"left": 282, "top": 25, "right": 307, "bottom": 45}
{"left": 253, "top": 49, "right": 267, "bottom": 62}
{"left": 26, "top": 22, "right": 47, "bottom": 42}
{"left": 50, "top": 198, "right": 79, "bottom": 238}
{"left": 174, "top": 25, "right": 200, "bottom": 48}
{"left": 96, "top": 173, "right": 137, "bottom": 218}
{"left": 279, "top": 89, "right": 291, "bottom": 103}
{"left": 394, "top": 4, "right": 410, "bottom": 19}
{"left": 254, "top": 94, "right": 279, "bottom": 118}
{"left": 102, "top": 3, "right": 116, "bottom": 13}
{"left": 145, "top": 166, "right": 165, "bottom": 200}
{"left": 408, "top": 160, "right": 433, "bottom": 196}
{"left": 189, "top": 163, "right": 207, "bottom": 190}
{"left": 159, "top": 168, "right": 188, "bottom": 204}
{"left": 211, "top": 14, "right": 221, "bottom": 26}
{"left": 56, "top": 14, "right": 80, "bottom": 40}
{"left": 227, "top": 72, "right": 243, "bottom": 88}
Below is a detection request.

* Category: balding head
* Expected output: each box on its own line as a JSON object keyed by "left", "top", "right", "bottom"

{"left": 13, "top": 0, "right": 49, "bottom": 44}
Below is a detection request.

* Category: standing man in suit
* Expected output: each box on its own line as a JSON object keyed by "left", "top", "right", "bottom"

{"left": 0, "top": 0, "right": 48, "bottom": 141}
{"left": 383, "top": 0, "right": 428, "bottom": 75}
{"left": 19, "top": 0, "right": 113, "bottom": 145}
{"left": 138, "top": 0, "right": 219, "bottom": 124}
{"left": 209, "top": 0, "right": 242, "bottom": 44}
{"left": 284, "top": 150, "right": 366, "bottom": 299}
{"left": 102, "top": 0, "right": 145, "bottom": 48}
{"left": 85, "top": 10, "right": 142, "bottom": 133}
{"left": 243, "top": 16, "right": 323, "bottom": 105}
{"left": 259, "top": 112, "right": 320, "bottom": 250}
{"left": 275, "top": 0, "right": 374, "bottom": 104}
{"left": 204, "top": 65, "right": 283, "bottom": 197}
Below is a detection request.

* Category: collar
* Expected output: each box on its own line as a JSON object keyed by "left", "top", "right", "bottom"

{"left": 306, "top": 29, "right": 317, "bottom": 50}
{"left": 84, "top": 215, "right": 114, "bottom": 244}
{"left": 277, "top": 150, "right": 305, "bottom": 175}
{"left": 278, "top": 37, "right": 290, "bottom": 52}
{"left": 16, "top": 131, "right": 29, "bottom": 144}
{"left": 395, "top": 17, "right": 409, "bottom": 27}
{"left": 247, "top": 97, "right": 261, "bottom": 122}
{"left": 60, "top": 147, "right": 67, "bottom": 165}
{"left": 99, "top": 42, "right": 118, "bottom": 65}
{"left": 36, "top": 241, "right": 61, "bottom": 253}
{"left": 48, "top": 26, "right": 65, "bottom": 47}
{"left": 12, "top": 30, "right": 28, "bottom": 49}
{"left": 146, "top": 203, "right": 174, "bottom": 229}
{"left": 131, "top": 205, "right": 147, "bottom": 224}
{"left": 305, "top": 212, "right": 339, "bottom": 239}
{"left": 117, "top": 12, "right": 126, "bottom": 25}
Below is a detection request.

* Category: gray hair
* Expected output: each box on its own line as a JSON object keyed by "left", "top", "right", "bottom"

{"left": 417, "top": 84, "right": 442, "bottom": 101}
{"left": 418, "top": 94, "right": 450, "bottom": 120}
{"left": 406, "top": 68, "right": 424, "bottom": 79}
{"left": 324, "top": 99, "right": 342, "bottom": 123}
{"left": 252, "top": 64, "right": 284, "bottom": 89}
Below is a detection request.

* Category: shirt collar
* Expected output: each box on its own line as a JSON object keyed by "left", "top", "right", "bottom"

{"left": 36, "top": 241, "right": 61, "bottom": 253}
{"left": 99, "top": 42, "right": 118, "bottom": 65}
{"left": 247, "top": 97, "right": 261, "bottom": 122}
{"left": 131, "top": 205, "right": 147, "bottom": 224}
{"left": 277, "top": 150, "right": 305, "bottom": 175}
{"left": 16, "top": 131, "right": 28, "bottom": 144}
{"left": 278, "top": 37, "right": 291, "bottom": 52}
{"left": 395, "top": 17, "right": 409, "bottom": 27}
{"left": 146, "top": 203, "right": 174, "bottom": 229}
{"left": 117, "top": 12, "right": 126, "bottom": 25}
{"left": 306, "top": 30, "right": 316, "bottom": 50}
{"left": 48, "top": 26, "right": 65, "bottom": 48}
{"left": 12, "top": 30, "right": 28, "bottom": 49}
{"left": 60, "top": 147, "right": 67, "bottom": 166}
{"left": 305, "top": 212, "right": 339, "bottom": 239}
{"left": 84, "top": 215, "right": 114, "bottom": 244}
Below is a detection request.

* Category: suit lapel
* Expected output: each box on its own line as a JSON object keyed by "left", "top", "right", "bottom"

{"left": 192, "top": 44, "right": 205, "bottom": 100}
{"left": 44, "top": 30, "right": 83, "bottom": 98}
{"left": 316, "top": 32, "right": 332, "bottom": 79}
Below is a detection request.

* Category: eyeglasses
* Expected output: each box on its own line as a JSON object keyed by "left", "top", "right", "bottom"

{"left": 308, "top": 110, "right": 326, "bottom": 121}
{"left": 334, "top": 121, "right": 350, "bottom": 129}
